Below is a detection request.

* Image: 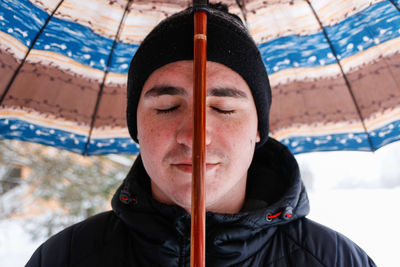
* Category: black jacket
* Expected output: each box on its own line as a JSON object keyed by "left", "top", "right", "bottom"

{"left": 27, "top": 138, "right": 376, "bottom": 266}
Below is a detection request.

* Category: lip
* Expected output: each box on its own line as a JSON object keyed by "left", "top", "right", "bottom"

{"left": 172, "top": 163, "right": 219, "bottom": 173}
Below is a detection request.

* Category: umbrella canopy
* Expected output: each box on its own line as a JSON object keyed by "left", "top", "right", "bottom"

{"left": 0, "top": 0, "right": 399, "bottom": 155}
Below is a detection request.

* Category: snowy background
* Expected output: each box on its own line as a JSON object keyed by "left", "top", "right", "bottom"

{"left": 1, "top": 141, "right": 400, "bottom": 266}
{"left": 298, "top": 141, "right": 400, "bottom": 267}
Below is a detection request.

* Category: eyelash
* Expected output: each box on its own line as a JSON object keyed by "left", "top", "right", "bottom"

{"left": 156, "top": 106, "right": 179, "bottom": 114}
{"left": 156, "top": 106, "right": 235, "bottom": 115}
{"left": 211, "top": 107, "right": 235, "bottom": 115}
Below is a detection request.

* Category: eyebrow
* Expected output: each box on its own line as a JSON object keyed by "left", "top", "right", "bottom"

{"left": 207, "top": 88, "right": 248, "bottom": 99}
{"left": 144, "top": 86, "right": 188, "bottom": 97}
{"left": 144, "top": 86, "right": 248, "bottom": 99}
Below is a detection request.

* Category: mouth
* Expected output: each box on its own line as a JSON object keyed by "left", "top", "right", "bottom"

{"left": 171, "top": 163, "right": 220, "bottom": 173}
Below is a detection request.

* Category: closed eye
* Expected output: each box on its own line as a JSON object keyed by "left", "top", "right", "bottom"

{"left": 211, "top": 106, "right": 235, "bottom": 115}
{"left": 156, "top": 105, "right": 180, "bottom": 114}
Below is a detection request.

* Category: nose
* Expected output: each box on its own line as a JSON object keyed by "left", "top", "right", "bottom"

{"left": 176, "top": 114, "right": 211, "bottom": 147}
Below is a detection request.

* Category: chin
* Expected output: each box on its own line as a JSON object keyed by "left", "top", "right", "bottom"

{"left": 171, "top": 187, "right": 193, "bottom": 208}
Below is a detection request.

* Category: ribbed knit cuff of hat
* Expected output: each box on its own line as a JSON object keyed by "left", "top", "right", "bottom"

{"left": 127, "top": 5, "right": 272, "bottom": 149}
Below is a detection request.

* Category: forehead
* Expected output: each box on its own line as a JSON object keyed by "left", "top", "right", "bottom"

{"left": 141, "top": 60, "right": 253, "bottom": 97}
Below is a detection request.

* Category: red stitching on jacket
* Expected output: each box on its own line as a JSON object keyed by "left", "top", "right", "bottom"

{"left": 267, "top": 212, "right": 282, "bottom": 219}
{"left": 267, "top": 211, "right": 292, "bottom": 220}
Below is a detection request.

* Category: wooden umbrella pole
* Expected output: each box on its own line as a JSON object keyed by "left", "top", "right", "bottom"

{"left": 191, "top": 7, "right": 207, "bottom": 267}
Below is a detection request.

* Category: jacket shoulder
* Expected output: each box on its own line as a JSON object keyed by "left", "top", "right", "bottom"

{"left": 26, "top": 211, "right": 129, "bottom": 267}
{"left": 280, "top": 217, "right": 376, "bottom": 267}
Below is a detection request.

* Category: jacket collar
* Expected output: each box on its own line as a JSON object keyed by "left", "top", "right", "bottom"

{"left": 111, "top": 137, "right": 309, "bottom": 264}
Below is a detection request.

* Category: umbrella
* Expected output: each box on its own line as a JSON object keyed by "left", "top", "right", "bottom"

{"left": 0, "top": 0, "right": 400, "bottom": 155}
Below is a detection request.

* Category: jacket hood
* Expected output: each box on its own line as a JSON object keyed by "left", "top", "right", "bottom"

{"left": 111, "top": 137, "right": 309, "bottom": 266}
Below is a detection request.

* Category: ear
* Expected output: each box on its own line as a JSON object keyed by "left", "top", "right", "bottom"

{"left": 256, "top": 131, "right": 260, "bottom": 143}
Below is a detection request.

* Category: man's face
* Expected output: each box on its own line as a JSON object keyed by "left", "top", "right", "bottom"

{"left": 137, "top": 60, "right": 259, "bottom": 213}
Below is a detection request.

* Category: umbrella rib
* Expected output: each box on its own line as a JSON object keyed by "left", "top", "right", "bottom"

{"left": 388, "top": 0, "right": 400, "bottom": 12}
{"left": 0, "top": 0, "right": 65, "bottom": 105}
{"left": 235, "top": 0, "right": 248, "bottom": 27}
{"left": 83, "top": 0, "right": 133, "bottom": 156}
{"left": 305, "top": 0, "right": 375, "bottom": 151}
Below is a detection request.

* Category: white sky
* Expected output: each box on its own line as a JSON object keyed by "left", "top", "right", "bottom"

{"left": 296, "top": 140, "right": 400, "bottom": 190}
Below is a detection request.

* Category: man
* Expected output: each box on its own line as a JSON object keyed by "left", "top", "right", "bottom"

{"left": 27, "top": 4, "right": 376, "bottom": 266}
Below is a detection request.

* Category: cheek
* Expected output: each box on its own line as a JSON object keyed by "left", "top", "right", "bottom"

{"left": 210, "top": 114, "right": 258, "bottom": 174}
{"left": 137, "top": 113, "right": 172, "bottom": 157}
{"left": 212, "top": 116, "right": 258, "bottom": 149}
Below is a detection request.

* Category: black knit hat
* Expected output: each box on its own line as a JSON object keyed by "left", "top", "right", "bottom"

{"left": 127, "top": 4, "right": 272, "bottom": 148}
